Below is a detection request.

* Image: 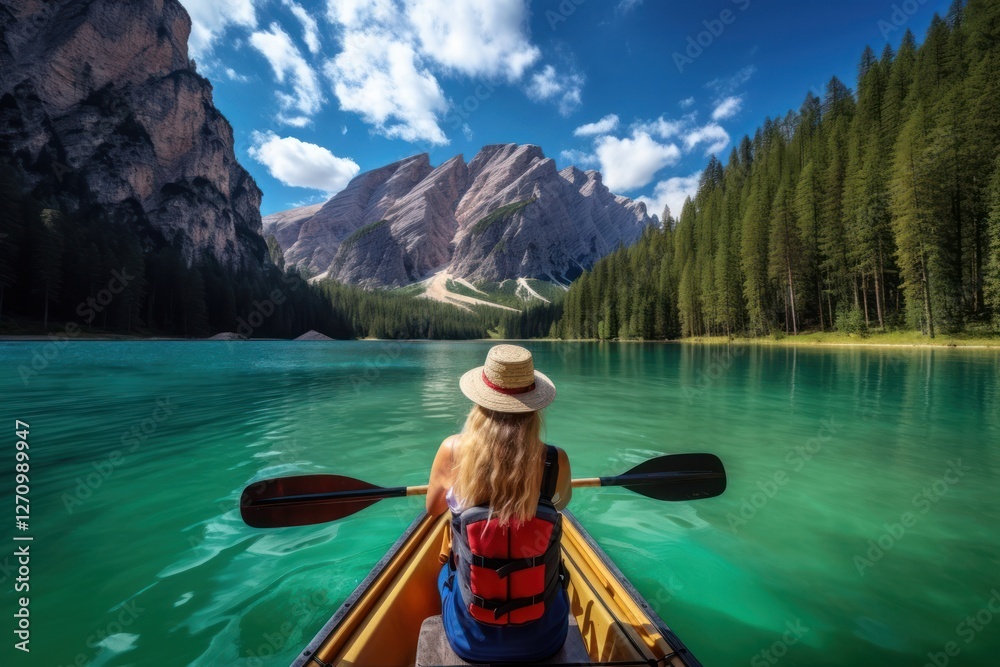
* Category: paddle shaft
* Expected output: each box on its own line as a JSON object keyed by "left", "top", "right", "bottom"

{"left": 250, "top": 470, "right": 723, "bottom": 507}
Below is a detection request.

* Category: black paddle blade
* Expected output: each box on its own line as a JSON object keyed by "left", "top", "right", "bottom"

{"left": 240, "top": 474, "right": 395, "bottom": 528}
{"left": 601, "top": 453, "right": 727, "bottom": 501}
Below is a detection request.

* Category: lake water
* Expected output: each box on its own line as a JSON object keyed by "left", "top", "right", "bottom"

{"left": 1, "top": 341, "right": 998, "bottom": 667}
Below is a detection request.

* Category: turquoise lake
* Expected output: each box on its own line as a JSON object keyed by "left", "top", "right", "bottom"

{"left": 1, "top": 341, "right": 998, "bottom": 666}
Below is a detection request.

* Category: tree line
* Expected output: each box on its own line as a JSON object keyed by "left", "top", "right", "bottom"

{"left": 530, "top": 1, "right": 1000, "bottom": 340}
{"left": 0, "top": 165, "right": 498, "bottom": 340}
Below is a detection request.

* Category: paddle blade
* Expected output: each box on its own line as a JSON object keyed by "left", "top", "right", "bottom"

{"left": 602, "top": 453, "right": 727, "bottom": 501}
{"left": 240, "top": 475, "right": 387, "bottom": 528}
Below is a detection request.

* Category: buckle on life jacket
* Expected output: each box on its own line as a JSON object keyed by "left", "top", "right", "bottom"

{"left": 470, "top": 571, "right": 561, "bottom": 621}
{"left": 471, "top": 553, "right": 545, "bottom": 578}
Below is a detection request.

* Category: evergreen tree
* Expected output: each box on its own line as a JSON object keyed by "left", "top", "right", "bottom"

{"left": 34, "top": 209, "right": 65, "bottom": 331}
{"left": 985, "top": 157, "right": 1000, "bottom": 326}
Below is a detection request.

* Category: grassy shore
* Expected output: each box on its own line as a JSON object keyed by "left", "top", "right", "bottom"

{"left": 684, "top": 330, "right": 1000, "bottom": 348}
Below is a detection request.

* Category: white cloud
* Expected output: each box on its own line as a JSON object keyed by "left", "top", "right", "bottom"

{"left": 616, "top": 0, "right": 643, "bottom": 14}
{"left": 711, "top": 95, "right": 743, "bottom": 121}
{"left": 326, "top": 0, "right": 399, "bottom": 28}
{"left": 526, "top": 65, "right": 584, "bottom": 116}
{"left": 249, "top": 131, "right": 361, "bottom": 193}
{"left": 461, "top": 124, "right": 474, "bottom": 141}
{"left": 224, "top": 67, "right": 251, "bottom": 83}
{"left": 637, "top": 172, "right": 702, "bottom": 223}
{"left": 322, "top": 0, "right": 547, "bottom": 144}
{"left": 249, "top": 23, "right": 325, "bottom": 124}
{"left": 405, "top": 0, "right": 539, "bottom": 80}
{"left": 283, "top": 0, "right": 322, "bottom": 54}
{"left": 559, "top": 149, "right": 598, "bottom": 168}
{"left": 325, "top": 30, "right": 449, "bottom": 144}
{"left": 574, "top": 114, "right": 619, "bottom": 137}
{"left": 684, "top": 123, "right": 731, "bottom": 155}
{"left": 595, "top": 132, "right": 680, "bottom": 191}
{"left": 707, "top": 65, "right": 757, "bottom": 95}
{"left": 633, "top": 115, "right": 690, "bottom": 140}
{"left": 179, "top": 0, "right": 257, "bottom": 58}
{"left": 679, "top": 97, "right": 695, "bottom": 109}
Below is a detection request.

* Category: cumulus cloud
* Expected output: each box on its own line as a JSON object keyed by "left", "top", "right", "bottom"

{"left": 526, "top": 65, "right": 584, "bottom": 116}
{"left": 637, "top": 172, "right": 702, "bottom": 223}
{"left": 559, "top": 148, "right": 599, "bottom": 168}
{"left": 405, "top": 0, "right": 540, "bottom": 80}
{"left": 684, "top": 123, "right": 731, "bottom": 155}
{"left": 712, "top": 95, "right": 743, "bottom": 121}
{"left": 248, "top": 131, "right": 360, "bottom": 193}
{"left": 283, "top": 0, "right": 322, "bottom": 54}
{"left": 325, "top": 30, "right": 449, "bottom": 145}
{"left": 322, "top": 0, "right": 547, "bottom": 144}
{"left": 679, "top": 97, "right": 695, "bottom": 109}
{"left": 250, "top": 23, "right": 325, "bottom": 125}
{"left": 595, "top": 132, "right": 681, "bottom": 191}
{"left": 574, "top": 114, "right": 619, "bottom": 137}
{"left": 632, "top": 115, "right": 690, "bottom": 140}
{"left": 179, "top": 0, "right": 257, "bottom": 58}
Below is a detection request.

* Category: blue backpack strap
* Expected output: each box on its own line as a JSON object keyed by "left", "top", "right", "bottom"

{"left": 541, "top": 445, "right": 559, "bottom": 502}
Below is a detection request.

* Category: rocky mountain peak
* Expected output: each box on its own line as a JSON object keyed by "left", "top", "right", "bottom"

{"left": 0, "top": 0, "right": 267, "bottom": 269}
{"left": 265, "top": 144, "right": 656, "bottom": 288}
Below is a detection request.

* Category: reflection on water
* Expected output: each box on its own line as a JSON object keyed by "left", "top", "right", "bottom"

{"left": 0, "top": 341, "right": 997, "bottom": 666}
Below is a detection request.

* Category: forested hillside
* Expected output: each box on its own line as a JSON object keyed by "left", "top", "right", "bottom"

{"left": 0, "top": 167, "right": 494, "bottom": 340}
{"left": 548, "top": 1, "right": 1000, "bottom": 340}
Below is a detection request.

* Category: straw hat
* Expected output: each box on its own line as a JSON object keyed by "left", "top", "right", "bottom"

{"left": 460, "top": 344, "right": 556, "bottom": 413}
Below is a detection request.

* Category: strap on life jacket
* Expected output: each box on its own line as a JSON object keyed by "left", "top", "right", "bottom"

{"left": 541, "top": 444, "right": 558, "bottom": 503}
{"left": 470, "top": 562, "right": 563, "bottom": 620}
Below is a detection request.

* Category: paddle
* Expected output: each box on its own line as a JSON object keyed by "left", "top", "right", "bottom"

{"left": 240, "top": 453, "right": 725, "bottom": 528}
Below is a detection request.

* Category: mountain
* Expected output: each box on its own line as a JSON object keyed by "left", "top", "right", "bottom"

{"left": 0, "top": 0, "right": 266, "bottom": 270}
{"left": 264, "top": 144, "right": 656, "bottom": 287}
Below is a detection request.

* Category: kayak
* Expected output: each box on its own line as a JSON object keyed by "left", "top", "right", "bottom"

{"left": 291, "top": 510, "right": 702, "bottom": 667}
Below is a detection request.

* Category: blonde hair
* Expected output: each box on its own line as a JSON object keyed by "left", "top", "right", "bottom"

{"left": 453, "top": 405, "right": 545, "bottom": 525}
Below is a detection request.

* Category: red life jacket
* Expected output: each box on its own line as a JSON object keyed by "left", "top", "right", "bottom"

{"left": 450, "top": 445, "right": 564, "bottom": 626}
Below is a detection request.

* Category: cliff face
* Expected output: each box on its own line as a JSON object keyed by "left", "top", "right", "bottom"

{"left": 266, "top": 144, "right": 655, "bottom": 287}
{"left": 0, "top": 0, "right": 266, "bottom": 269}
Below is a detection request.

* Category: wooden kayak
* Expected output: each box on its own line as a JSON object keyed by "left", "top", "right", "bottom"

{"left": 291, "top": 510, "right": 703, "bottom": 667}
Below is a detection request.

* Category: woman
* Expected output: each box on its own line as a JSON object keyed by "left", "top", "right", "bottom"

{"left": 426, "top": 344, "right": 573, "bottom": 664}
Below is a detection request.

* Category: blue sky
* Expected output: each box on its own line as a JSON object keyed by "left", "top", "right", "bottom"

{"left": 177, "top": 0, "right": 950, "bottom": 218}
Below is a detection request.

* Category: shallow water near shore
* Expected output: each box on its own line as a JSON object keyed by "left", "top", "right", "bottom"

{"left": 1, "top": 340, "right": 998, "bottom": 666}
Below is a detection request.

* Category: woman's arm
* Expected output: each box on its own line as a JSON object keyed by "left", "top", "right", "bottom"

{"left": 426, "top": 436, "right": 457, "bottom": 516}
{"left": 552, "top": 447, "right": 572, "bottom": 511}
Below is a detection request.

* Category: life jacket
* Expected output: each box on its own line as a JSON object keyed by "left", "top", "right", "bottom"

{"left": 449, "top": 445, "right": 564, "bottom": 626}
